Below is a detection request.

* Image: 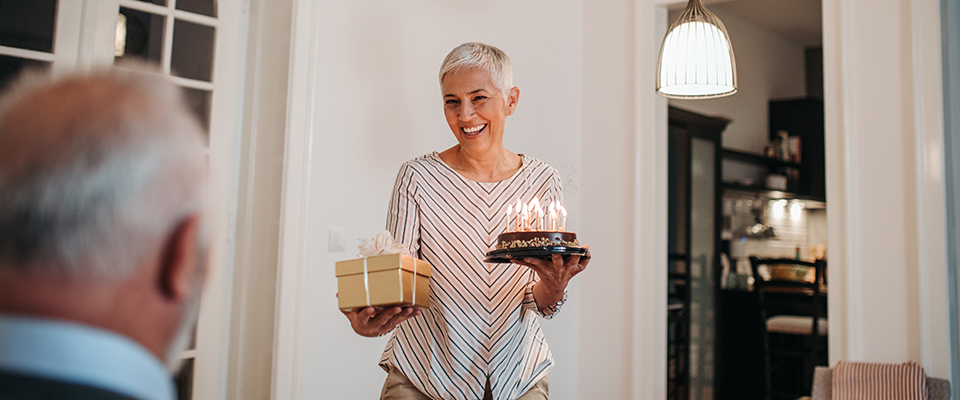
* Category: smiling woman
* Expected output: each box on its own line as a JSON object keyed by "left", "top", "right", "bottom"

{"left": 338, "top": 42, "right": 590, "bottom": 400}
{"left": 439, "top": 67, "right": 520, "bottom": 181}
{"left": 438, "top": 44, "right": 521, "bottom": 182}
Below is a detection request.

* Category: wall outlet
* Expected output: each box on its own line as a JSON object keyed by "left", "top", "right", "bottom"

{"left": 328, "top": 228, "right": 346, "bottom": 252}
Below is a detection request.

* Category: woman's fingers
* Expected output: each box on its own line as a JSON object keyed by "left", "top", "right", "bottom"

{"left": 343, "top": 306, "right": 421, "bottom": 337}
{"left": 370, "top": 306, "right": 402, "bottom": 326}
{"left": 579, "top": 245, "right": 591, "bottom": 270}
{"left": 382, "top": 307, "right": 420, "bottom": 330}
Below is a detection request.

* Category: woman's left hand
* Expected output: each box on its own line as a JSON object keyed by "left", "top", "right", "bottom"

{"left": 512, "top": 245, "right": 590, "bottom": 311}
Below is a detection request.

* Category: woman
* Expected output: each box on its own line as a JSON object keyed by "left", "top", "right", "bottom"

{"left": 343, "top": 42, "right": 589, "bottom": 400}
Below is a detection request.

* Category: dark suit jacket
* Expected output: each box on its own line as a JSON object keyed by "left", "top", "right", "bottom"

{"left": 0, "top": 370, "right": 141, "bottom": 400}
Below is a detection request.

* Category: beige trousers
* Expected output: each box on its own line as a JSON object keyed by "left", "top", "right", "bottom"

{"left": 380, "top": 366, "right": 549, "bottom": 400}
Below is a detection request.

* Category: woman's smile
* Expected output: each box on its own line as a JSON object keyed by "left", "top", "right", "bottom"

{"left": 462, "top": 123, "right": 486, "bottom": 138}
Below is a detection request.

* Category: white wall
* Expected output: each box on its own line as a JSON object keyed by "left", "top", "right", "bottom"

{"left": 580, "top": 0, "right": 643, "bottom": 397}
{"left": 667, "top": 7, "right": 807, "bottom": 154}
{"left": 822, "top": 0, "right": 951, "bottom": 379}
{"left": 288, "top": 1, "right": 585, "bottom": 398}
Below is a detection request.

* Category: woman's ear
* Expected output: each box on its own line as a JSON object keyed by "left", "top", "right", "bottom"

{"left": 505, "top": 87, "right": 520, "bottom": 116}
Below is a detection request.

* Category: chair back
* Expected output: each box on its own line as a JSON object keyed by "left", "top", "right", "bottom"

{"left": 749, "top": 257, "right": 826, "bottom": 335}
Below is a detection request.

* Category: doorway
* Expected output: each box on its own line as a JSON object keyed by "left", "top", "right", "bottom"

{"left": 663, "top": 0, "right": 826, "bottom": 398}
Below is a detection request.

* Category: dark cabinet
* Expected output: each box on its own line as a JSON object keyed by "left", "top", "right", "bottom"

{"left": 769, "top": 98, "right": 825, "bottom": 200}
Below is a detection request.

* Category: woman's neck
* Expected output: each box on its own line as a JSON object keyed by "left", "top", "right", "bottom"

{"left": 439, "top": 145, "right": 522, "bottom": 182}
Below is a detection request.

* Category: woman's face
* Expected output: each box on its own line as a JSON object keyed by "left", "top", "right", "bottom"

{"left": 441, "top": 68, "right": 519, "bottom": 155}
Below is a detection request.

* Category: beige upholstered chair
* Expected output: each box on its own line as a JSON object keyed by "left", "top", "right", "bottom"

{"left": 810, "top": 366, "right": 951, "bottom": 400}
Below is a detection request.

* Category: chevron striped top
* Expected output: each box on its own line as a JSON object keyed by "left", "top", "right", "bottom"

{"left": 379, "top": 152, "right": 565, "bottom": 400}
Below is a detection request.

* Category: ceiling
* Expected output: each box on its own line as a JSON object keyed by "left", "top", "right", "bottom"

{"left": 669, "top": 0, "right": 823, "bottom": 48}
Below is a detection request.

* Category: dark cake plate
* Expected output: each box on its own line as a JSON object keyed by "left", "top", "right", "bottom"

{"left": 484, "top": 246, "right": 590, "bottom": 264}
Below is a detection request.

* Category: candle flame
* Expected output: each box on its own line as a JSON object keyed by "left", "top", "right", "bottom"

{"left": 527, "top": 198, "right": 539, "bottom": 215}
{"left": 558, "top": 202, "right": 567, "bottom": 231}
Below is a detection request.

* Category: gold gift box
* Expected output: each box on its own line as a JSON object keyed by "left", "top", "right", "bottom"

{"left": 335, "top": 254, "right": 431, "bottom": 311}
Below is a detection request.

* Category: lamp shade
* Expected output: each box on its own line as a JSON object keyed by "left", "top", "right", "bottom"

{"left": 657, "top": 0, "right": 737, "bottom": 99}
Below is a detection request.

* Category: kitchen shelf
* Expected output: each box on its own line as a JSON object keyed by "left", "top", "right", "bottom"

{"left": 722, "top": 148, "right": 800, "bottom": 169}
{"left": 722, "top": 184, "right": 826, "bottom": 208}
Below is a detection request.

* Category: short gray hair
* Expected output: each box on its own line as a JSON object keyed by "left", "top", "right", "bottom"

{"left": 0, "top": 63, "right": 208, "bottom": 281}
{"left": 439, "top": 42, "right": 513, "bottom": 95}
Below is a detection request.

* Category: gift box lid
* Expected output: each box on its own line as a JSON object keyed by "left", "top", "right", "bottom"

{"left": 335, "top": 253, "right": 432, "bottom": 278}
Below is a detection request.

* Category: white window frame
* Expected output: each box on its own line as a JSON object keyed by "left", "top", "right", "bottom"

{"left": 0, "top": 0, "right": 83, "bottom": 76}
{"left": 80, "top": 1, "right": 246, "bottom": 399}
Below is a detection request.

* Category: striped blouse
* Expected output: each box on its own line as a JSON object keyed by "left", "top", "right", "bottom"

{"left": 379, "top": 152, "right": 565, "bottom": 400}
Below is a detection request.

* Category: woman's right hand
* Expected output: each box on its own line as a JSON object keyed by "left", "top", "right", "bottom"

{"left": 342, "top": 306, "right": 421, "bottom": 337}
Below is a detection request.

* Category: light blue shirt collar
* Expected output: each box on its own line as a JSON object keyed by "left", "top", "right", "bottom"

{"left": 0, "top": 315, "right": 176, "bottom": 400}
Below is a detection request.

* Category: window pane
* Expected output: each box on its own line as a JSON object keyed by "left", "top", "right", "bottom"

{"left": 136, "top": 0, "right": 166, "bottom": 6}
{"left": 181, "top": 86, "right": 211, "bottom": 134}
{"left": 0, "top": 0, "right": 57, "bottom": 53}
{"left": 175, "top": 358, "right": 194, "bottom": 400}
{"left": 176, "top": 0, "right": 216, "bottom": 17}
{"left": 115, "top": 8, "right": 165, "bottom": 64}
{"left": 0, "top": 55, "right": 48, "bottom": 91}
{"left": 171, "top": 20, "right": 215, "bottom": 82}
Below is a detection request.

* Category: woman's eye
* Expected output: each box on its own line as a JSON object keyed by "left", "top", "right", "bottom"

{"left": 445, "top": 99, "right": 459, "bottom": 105}
{"left": 473, "top": 96, "right": 487, "bottom": 101}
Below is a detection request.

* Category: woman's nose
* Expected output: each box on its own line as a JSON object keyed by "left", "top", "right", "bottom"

{"left": 459, "top": 101, "right": 476, "bottom": 120}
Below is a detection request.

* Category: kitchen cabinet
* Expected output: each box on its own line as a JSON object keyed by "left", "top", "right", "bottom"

{"left": 720, "top": 98, "right": 826, "bottom": 203}
{"left": 769, "top": 98, "right": 825, "bottom": 200}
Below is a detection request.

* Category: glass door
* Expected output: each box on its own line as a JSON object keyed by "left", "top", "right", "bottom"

{"left": 667, "top": 107, "right": 725, "bottom": 400}
{"left": 0, "top": 0, "right": 82, "bottom": 87}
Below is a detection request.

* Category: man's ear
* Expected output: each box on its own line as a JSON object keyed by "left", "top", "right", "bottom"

{"left": 505, "top": 87, "right": 520, "bottom": 116}
{"left": 158, "top": 215, "right": 204, "bottom": 301}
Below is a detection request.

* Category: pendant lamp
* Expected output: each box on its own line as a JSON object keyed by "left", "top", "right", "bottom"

{"left": 656, "top": 0, "right": 737, "bottom": 99}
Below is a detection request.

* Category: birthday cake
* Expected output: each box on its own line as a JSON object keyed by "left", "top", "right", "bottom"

{"left": 485, "top": 197, "right": 586, "bottom": 263}
{"left": 494, "top": 231, "right": 580, "bottom": 250}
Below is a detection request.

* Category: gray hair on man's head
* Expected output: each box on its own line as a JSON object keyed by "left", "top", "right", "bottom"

{"left": 439, "top": 42, "right": 513, "bottom": 95}
{"left": 0, "top": 62, "right": 208, "bottom": 281}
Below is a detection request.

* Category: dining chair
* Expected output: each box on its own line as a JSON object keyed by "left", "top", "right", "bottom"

{"left": 750, "top": 257, "right": 828, "bottom": 400}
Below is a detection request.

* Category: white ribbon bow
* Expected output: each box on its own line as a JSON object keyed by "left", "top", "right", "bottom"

{"left": 357, "top": 231, "right": 409, "bottom": 257}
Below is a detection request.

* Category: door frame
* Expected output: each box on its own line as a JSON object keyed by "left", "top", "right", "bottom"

{"left": 643, "top": 0, "right": 952, "bottom": 390}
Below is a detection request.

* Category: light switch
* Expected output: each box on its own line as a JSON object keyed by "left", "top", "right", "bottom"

{"left": 328, "top": 228, "right": 346, "bottom": 252}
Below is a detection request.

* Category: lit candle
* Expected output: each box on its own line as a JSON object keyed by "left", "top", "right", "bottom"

{"left": 548, "top": 201, "right": 558, "bottom": 231}
{"left": 514, "top": 198, "right": 523, "bottom": 231}
{"left": 505, "top": 204, "right": 513, "bottom": 233}
{"left": 522, "top": 202, "right": 530, "bottom": 231}
{"left": 529, "top": 198, "right": 542, "bottom": 231}
{"left": 558, "top": 202, "right": 567, "bottom": 231}
{"left": 536, "top": 201, "right": 544, "bottom": 231}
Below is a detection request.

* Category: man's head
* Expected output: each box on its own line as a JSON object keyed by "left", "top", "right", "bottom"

{"left": 0, "top": 64, "right": 209, "bottom": 370}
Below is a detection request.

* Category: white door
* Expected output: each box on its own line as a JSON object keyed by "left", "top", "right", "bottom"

{"left": 100, "top": 1, "right": 246, "bottom": 399}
